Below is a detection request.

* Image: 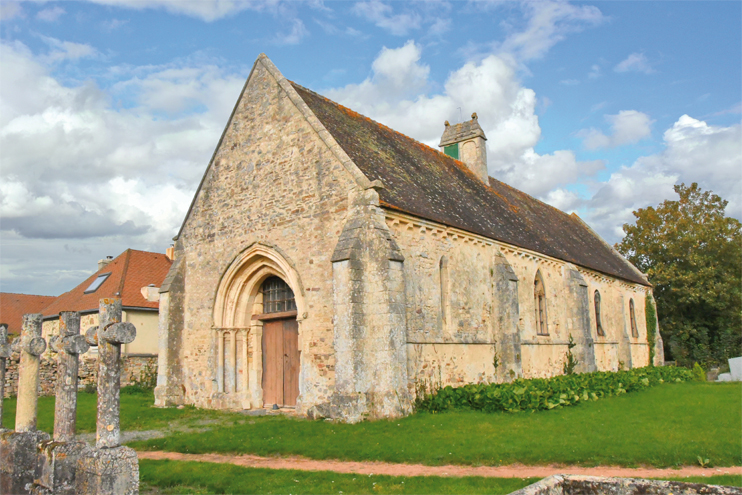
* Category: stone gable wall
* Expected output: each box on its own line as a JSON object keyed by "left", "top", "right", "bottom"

{"left": 171, "top": 59, "right": 358, "bottom": 413}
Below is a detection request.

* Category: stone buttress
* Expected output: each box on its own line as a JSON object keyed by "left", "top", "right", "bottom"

{"left": 309, "top": 184, "right": 410, "bottom": 422}
{"left": 154, "top": 255, "right": 186, "bottom": 407}
{"left": 565, "top": 266, "right": 597, "bottom": 373}
{"left": 493, "top": 252, "right": 522, "bottom": 381}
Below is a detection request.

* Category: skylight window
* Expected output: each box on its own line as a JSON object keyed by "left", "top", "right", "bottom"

{"left": 84, "top": 273, "right": 111, "bottom": 294}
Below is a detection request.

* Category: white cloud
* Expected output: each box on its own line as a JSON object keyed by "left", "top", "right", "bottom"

{"left": 0, "top": 2, "right": 22, "bottom": 21}
{"left": 101, "top": 18, "right": 128, "bottom": 31}
{"left": 352, "top": 1, "right": 421, "bottom": 36}
{"left": 543, "top": 187, "right": 581, "bottom": 212}
{"left": 614, "top": 52, "right": 654, "bottom": 74}
{"left": 0, "top": 40, "right": 245, "bottom": 252}
{"left": 38, "top": 35, "right": 99, "bottom": 62}
{"left": 579, "top": 110, "right": 653, "bottom": 149}
{"left": 84, "top": 0, "right": 283, "bottom": 22}
{"left": 37, "top": 6, "right": 65, "bottom": 22}
{"left": 583, "top": 115, "right": 742, "bottom": 240}
{"left": 428, "top": 17, "right": 450, "bottom": 36}
{"left": 589, "top": 101, "right": 607, "bottom": 113}
{"left": 588, "top": 64, "right": 601, "bottom": 79}
{"left": 273, "top": 18, "right": 309, "bottom": 45}
{"left": 327, "top": 41, "right": 602, "bottom": 199}
{"left": 497, "top": 1, "right": 605, "bottom": 61}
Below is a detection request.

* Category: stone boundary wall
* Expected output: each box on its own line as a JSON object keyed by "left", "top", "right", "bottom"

{"left": 3, "top": 354, "right": 157, "bottom": 398}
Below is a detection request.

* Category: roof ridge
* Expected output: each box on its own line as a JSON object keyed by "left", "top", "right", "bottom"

{"left": 0, "top": 292, "right": 56, "bottom": 297}
{"left": 117, "top": 248, "right": 132, "bottom": 297}
{"left": 289, "top": 81, "right": 497, "bottom": 190}
{"left": 126, "top": 249, "right": 163, "bottom": 255}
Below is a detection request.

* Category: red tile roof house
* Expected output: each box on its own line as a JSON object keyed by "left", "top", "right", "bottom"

{"left": 41, "top": 249, "right": 172, "bottom": 356}
{"left": 1, "top": 249, "right": 172, "bottom": 397}
{"left": 0, "top": 293, "right": 57, "bottom": 338}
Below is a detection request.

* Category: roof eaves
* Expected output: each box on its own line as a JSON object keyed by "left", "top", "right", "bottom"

{"left": 568, "top": 212, "right": 651, "bottom": 286}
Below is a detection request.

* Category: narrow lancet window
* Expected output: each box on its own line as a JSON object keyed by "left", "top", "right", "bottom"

{"left": 440, "top": 256, "right": 449, "bottom": 325}
{"left": 595, "top": 290, "right": 605, "bottom": 336}
{"left": 534, "top": 271, "right": 548, "bottom": 335}
{"left": 629, "top": 298, "right": 638, "bottom": 338}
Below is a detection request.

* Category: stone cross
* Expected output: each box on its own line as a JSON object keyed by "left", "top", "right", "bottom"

{"left": 89, "top": 298, "right": 136, "bottom": 449}
{"left": 0, "top": 323, "right": 10, "bottom": 429}
{"left": 76, "top": 298, "right": 139, "bottom": 495}
{"left": 15, "top": 313, "right": 47, "bottom": 433}
{"left": 50, "top": 312, "right": 89, "bottom": 442}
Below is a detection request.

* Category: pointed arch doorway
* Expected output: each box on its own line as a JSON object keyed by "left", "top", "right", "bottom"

{"left": 213, "top": 242, "right": 305, "bottom": 410}
{"left": 257, "top": 276, "right": 300, "bottom": 407}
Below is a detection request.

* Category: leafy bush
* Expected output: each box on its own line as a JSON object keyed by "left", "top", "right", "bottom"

{"left": 130, "top": 360, "right": 157, "bottom": 390}
{"left": 562, "top": 334, "right": 579, "bottom": 375}
{"left": 646, "top": 293, "right": 658, "bottom": 365}
{"left": 692, "top": 362, "right": 707, "bottom": 382}
{"left": 415, "top": 366, "right": 692, "bottom": 414}
{"left": 121, "top": 385, "right": 151, "bottom": 395}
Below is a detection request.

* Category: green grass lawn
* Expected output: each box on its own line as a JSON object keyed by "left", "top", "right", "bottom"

{"left": 3, "top": 382, "right": 740, "bottom": 468}
{"left": 139, "top": 460, "right": 741, "bottom": 494}
{"left": 139, "top": 459, "right": 539, "bottom": 495}
{"left": 1, "top": 388, "right": 244, "bottom": 434}
{"left": 132, "top": 382, "right": 741, "bottom": 467}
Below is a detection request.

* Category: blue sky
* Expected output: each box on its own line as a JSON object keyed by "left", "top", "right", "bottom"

{"left": 1, "top": 0, "right": 740, "bottom": 296}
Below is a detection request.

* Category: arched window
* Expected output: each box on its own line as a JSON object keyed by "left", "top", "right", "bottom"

{"left": 261, "top": 276, "right": 296, "bottom": 314}
{"left": 594, "top": 290, "right": 605, "bottom": 336}
{"left": 439, "top": 256, "right": 449, "bottom": 325}
{"left": 629, "top": 298, "right": 638, "bottom": 338}
{"left": 534, "top": 271, "right": 548, "bottom": 335}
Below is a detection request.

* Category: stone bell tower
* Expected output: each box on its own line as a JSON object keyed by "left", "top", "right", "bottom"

{"left": 439, "top": 113, "right": 488, "bottom": 183}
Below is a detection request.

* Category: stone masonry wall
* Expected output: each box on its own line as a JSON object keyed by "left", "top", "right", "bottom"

{"left": 3, "top": 354, "right": 157, "bottom": 398}
{"left": 385, "top": 211, "right": 655, "bottom": 395}
{"left": 170, "top": 56, "right": 359, "bottom": 414}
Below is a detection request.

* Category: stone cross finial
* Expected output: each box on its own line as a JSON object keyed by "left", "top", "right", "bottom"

{"left": 88, "top": 298, "right": 136, "bottom": 449}
{"left": 0, "top": 323, "right": 10, "bottom": 429}
{"left": 15, "top": 313, "right": 46, "bottom": 433}
{"left": 51, "top": 312, "right": 89, "bottom": 442}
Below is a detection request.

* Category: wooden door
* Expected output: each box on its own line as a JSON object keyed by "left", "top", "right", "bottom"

{"left": 261, "top": 319, "right": 300, "bottom": 407}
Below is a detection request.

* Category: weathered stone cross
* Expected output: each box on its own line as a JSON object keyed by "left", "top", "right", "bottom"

{"left": 15, "top": 313, "right": 47, "bottom": 433}
{"left": 49, "top": 311, "right": 90, "bottom": 442}
{"left": 0, "top": 323, "right": 10, "bottom": 430}
{"left": 35, "top": 311, "right": 92, "bottom": 495}
{"left": 76, "top": 298, "right": 139, "bottom": 495}
{"left": 0, "top": 314, "right": 51, "bottom": 495}
{"left": 85, "top": 298, "right": 136, "bottom": 448}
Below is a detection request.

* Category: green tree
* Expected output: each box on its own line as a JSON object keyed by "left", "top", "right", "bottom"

{"left": 616, "top": 183, "right": 741, "bottom": 367}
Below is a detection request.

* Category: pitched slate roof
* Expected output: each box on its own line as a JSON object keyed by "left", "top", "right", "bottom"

{"left": 41, "top": 249, "right": 172, "bottom": 319}
{"left": 0, "top": 293, "right": 57, "bottom": 335}
{"left": 290, "top": 82, "right": 648, "bottom": 286}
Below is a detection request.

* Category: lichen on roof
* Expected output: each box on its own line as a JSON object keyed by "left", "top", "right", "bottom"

{"left": 290, "top": 82, "right": 647, "bottom": 286}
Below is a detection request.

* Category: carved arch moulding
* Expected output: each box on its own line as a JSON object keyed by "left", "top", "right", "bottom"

{"left": 213, "top": 242, "right": 307, "bottom": 328}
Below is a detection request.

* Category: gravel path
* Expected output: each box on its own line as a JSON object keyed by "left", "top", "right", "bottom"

{"left": 137, "top": 451, "right": 741, "bottom": 479}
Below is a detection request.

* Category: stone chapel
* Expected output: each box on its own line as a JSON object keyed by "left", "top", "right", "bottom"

{"left": 154, "top": 54, "right": 663, "bottom": 422}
